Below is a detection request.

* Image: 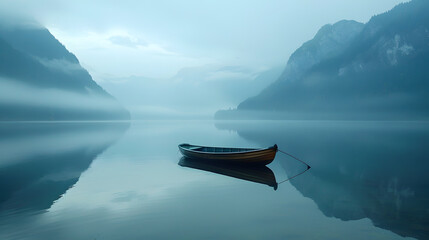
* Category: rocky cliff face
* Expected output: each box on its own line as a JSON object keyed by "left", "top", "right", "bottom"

{"left": 280, "top": 20, "right": 364, "bottom": 83}
{"left": 0, "top": 25, "right": 130, "bottom": 120}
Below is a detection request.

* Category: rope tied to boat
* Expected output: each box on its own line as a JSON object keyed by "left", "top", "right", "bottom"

{"left": 276, "top": 146, "right": 311, "bottom": 184}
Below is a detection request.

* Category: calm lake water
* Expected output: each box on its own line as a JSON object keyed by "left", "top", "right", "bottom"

{"left": 0, "top": 120, "right": 428, "bottom": 240}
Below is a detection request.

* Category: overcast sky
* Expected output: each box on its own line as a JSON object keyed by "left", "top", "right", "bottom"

{"left": 0, "top": 0, "right": 408, "bottom": 81}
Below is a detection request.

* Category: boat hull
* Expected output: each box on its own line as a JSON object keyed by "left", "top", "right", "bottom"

{"left": 178, "top": 144, "right": 277, "bottom": 166}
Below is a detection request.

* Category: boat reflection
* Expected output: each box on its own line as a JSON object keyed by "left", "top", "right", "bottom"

{"left": 178, "top": 157, "right": 278, "bottom": 190}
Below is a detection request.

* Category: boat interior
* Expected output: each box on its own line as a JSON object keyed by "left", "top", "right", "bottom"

{"left": 185, "top": 145, "right": 256, "bottom": 153}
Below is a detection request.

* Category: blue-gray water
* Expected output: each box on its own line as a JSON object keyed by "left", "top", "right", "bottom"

{"left": 0, "top": 121, "right": 428, "bottom": 240}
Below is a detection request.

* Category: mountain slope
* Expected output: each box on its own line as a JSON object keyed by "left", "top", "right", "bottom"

{"left": 0, "top": 25, "right": 129, "bottom": 120}
{"left": 217, "top": 0, "right": 429, "bottom": 120}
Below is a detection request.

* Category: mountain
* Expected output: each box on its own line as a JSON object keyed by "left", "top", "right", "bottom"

{"left": 216, "top": 0, "right": 429, "bottom": 120}
{"left": 0, "top": 24, "right": 130, "bottom": 120}
{"left": 100, "top": 65, "right": 282, "bottom": 119}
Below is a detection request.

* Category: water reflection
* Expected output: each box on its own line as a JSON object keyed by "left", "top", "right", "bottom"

{"left": 216, "top": 120, "right": 429, "bottom": 240}
{"left": 178, "top": 157, "right": 278, "bottom": 190}
{"left": 0, "top": 121, "right": 423, "bottom": 240}
{"left": 0, "top": 122, "right": 129, "bottom": 215}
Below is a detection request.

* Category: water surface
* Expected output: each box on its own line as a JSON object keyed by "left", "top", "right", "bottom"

{"left": 0, "top": 120, "right": 427, "bottom": 240}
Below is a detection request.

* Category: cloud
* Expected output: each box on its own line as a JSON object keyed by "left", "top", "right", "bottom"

{"left": 108, "top": 35, "right": 147, "bottom": 48}
{"left": 173, "top": 64, "right": 258, "bottom": 83}
{"left": 0, "top": 0, "right": 409, "bottom": 80}
{"left": 35, "top": 57, "right": 83, "bottom": 73}
{"left": 206, "top": 69, "right": 257, "bottom": 82}
{"left": 0, "top": 77, "right": 120, "bottom": 111}
{"left": 47, "top": 28, "right": 185, "bottom": 78}
{"left": 107, "top": 34, "right": 176, "bottom": 55}
{"left": 50, "top": 29, "right": 174, "bottom": 55}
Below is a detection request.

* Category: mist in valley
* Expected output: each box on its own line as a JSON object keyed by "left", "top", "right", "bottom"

{"left": 0, "top": 0, "right": 410, "bottom": 120}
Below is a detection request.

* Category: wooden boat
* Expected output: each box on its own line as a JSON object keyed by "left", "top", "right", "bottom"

{"left": 178, "top": 143, "right": 278, "bottom": 166}
{"left": 179, "top": 157, "right": 278, "bottom": 190}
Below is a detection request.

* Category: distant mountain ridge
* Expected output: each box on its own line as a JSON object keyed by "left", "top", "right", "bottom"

{"left": 0, "top": 24, "right": 129, "bottom": 120}
{"left": 101, "top": 65, "right": 282, "bottom": 119}
{"left": 216, "top": 0, "right": 429, "bottom": 120}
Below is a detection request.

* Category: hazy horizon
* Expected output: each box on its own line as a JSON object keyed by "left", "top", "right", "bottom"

{"left": 0, "top": 0, "right": 409, "bottom": 119}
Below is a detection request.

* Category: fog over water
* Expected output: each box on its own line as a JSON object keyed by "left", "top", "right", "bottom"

{"left": 0, "top": 0, "right": 407, "bottom": 118}
{"left": 0, "top": 78, "right": 121, "bottom": 111}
